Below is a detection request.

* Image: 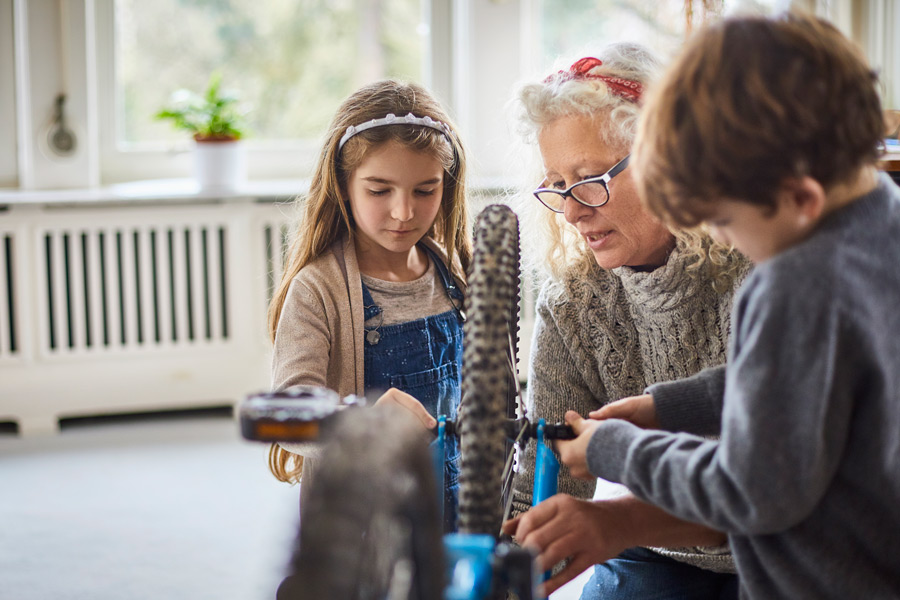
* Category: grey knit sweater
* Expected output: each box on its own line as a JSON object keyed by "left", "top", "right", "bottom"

{"left": 511, "top": 241, "right": 749, "bottom": 573}
{"left": 588, "top": 175, "right": 900, "bottom": 598}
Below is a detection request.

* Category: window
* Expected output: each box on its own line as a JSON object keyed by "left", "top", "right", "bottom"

{"left": 529, "top": 0, "right": 780, "bottom": 70}
{"left": 10, "top": 0, "right": 887, "bottom": 188}
{"left": 97, "top": 0, "right": 428, "bottom": 181}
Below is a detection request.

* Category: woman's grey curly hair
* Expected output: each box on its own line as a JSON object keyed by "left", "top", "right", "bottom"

{"left": 510, "top": 41, "right": 740, "bottom": 292}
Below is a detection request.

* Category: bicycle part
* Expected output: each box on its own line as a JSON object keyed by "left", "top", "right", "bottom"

{"left": 533, "top": 420, "right": 561, "bottom": 507}
{"left": 238, "top": 386, "right": 365, "bottom": 442}
{"left": 533, "top": 420, "right": 561, "bottom": 584}
{"left": 502, "top": 418, "right": 575, "bottom": 444}
{"left": 434, "top": 417, "right": 447, "bottom": 526}
{"left": 439, "top": 417, "right": 575, "bottom": 444}
{"left": 240, "top": 387, "right": 575, "bottom": 446}
{"left": 444, "top": 533, "right": 495, "bottom": 600}
{"left": 493, "top": 542, "right": 541, "bottom": 600}
{"left": 278, "top": 405, "right": 444, "bottom": 600}
{"left": 458, "top": 204, "right": 522, "bottom": 536}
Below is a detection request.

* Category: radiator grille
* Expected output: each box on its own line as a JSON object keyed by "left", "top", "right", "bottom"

{"left": 1, "top": 231, "right": 18, "bottom": 359}
{"left": 39, "top": 224, "right": 230, "bottom": 355}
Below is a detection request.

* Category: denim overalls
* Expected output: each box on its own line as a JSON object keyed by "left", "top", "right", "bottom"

{"left": 362, "top": 246, "right": 464, "bottom": 533}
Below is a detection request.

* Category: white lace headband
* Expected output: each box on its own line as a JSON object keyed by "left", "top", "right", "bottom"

{"left": 337, "top": 112, "right": 452, "bottom": 151}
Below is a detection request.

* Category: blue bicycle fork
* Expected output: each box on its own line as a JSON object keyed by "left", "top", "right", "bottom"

{"left": 439, "top": 418, "right": 559, "bottom": 599}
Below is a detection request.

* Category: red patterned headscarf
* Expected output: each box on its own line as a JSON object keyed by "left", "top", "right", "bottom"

{"left": 545, "top": 57, "right": 643, "bottom": 103}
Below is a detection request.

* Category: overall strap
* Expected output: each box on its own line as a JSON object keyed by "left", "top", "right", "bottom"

{"left": 421, "top": 244, "right": 464, "bottom": 302}
{"left": 421, "top": 244, "right": 466, "bottom": 323}
{"left": 360, "top": 282, "right": 382, "bottom": 320}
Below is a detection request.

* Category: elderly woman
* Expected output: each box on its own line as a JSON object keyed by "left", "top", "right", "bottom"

{"left": 506, "top": 43, "right": 749, "bottom": 599}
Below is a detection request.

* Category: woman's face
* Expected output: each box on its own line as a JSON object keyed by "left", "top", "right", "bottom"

{"left": 538, "top": 114, "right": 674, "bottom": 270}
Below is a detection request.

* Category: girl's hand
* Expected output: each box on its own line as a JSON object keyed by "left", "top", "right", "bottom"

{"left": 589, "top": 394, "right": 659, "bottom": 429}
{"left": 555, "top": 411, "right": 601, "bottom": 480}
{"left": 373, "top": 388, "right": 437, "bottom": 431}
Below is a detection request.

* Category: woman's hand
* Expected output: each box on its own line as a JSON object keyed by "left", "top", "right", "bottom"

{"left": 373, "top": 388, "right": 437, "bottom": 431}
{"left": 501, "top": 494, "right": 630, "bottom": 596}
{"left": 555, "top": 411, "right": 602, "bottom": 480}
{"left": 589, "top": 393, "right": 659, "bottom": 429}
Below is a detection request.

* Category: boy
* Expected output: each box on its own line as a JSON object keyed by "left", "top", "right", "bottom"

{"left": 534, "top": 13, "right": 900, "bottom": 600}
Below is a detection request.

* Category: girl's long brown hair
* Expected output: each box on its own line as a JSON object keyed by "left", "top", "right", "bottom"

{"left": 267, "top": 80, "right": 471, "bottom": 483}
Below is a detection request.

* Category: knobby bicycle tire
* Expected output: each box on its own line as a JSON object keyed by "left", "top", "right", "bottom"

{"left": 458, "top": 204, "right": 522, "bottom": 536}
{"left": 278, "top": 406, "right": 444, "bottom": 600}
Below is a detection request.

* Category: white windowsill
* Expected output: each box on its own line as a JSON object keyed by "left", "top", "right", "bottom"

{"left": 0, "top": 176, "right": 517, "bottom": 208}
{"left": 0, "top": 178, "right": 310, "bottom": 207}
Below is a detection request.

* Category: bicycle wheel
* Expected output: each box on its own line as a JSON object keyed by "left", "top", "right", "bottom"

{"left": 458, "top": 204, "right": 522, "bottom": 536}
{"left": 278, "top": 405, "right": 444, "bottom": 600}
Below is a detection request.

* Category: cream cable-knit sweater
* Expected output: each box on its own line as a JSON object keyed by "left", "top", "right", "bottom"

{"left": 511, "top": 243, "right": 750, "bottom": 574}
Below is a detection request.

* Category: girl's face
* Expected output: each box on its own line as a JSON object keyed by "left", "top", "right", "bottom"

{"left": 538, "top": 114, "right": 675, "bottom": 270}
{"left": 347, "top": 140, "right": 444, "bottom": 262}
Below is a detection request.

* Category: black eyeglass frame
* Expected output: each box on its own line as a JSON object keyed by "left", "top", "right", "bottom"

{"left": 533, "top": 154, "right": 631, "bottom": 213}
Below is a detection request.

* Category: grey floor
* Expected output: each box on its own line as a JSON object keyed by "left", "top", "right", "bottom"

{"left": 0, "top": 411, "right": 588, "bottom": 599}
{"left": 0, "top": 411, "right": 299, "bottom": 600}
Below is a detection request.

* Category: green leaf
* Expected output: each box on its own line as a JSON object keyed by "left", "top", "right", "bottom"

{"left": 155, "top": 71, "right": 248, "bottom": 140}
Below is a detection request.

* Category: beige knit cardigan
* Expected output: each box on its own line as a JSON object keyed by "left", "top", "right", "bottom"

{"left": 271, "top": 233, "right": 463, "bottom": 491}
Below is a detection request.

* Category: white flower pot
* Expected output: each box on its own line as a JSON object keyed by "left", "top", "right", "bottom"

{"left": 192, "top": 139, "right": 246, "bottom": 191}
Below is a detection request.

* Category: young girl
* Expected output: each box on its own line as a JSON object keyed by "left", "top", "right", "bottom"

{"left": 267, "top": 80, "right": 471, "bottom": 532}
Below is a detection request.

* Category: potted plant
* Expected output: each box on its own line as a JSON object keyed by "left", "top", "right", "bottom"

{"left": 156, "top": 71, "right": 249, "bottom": 191}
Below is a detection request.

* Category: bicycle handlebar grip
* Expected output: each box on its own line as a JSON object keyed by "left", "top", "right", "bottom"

{"left": 542, "top": 423, "right": 576, "bottom": 440}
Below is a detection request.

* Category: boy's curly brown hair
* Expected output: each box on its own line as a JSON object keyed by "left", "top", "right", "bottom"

{"left": 634, "top": 13, "right": 885, "bottom": 228}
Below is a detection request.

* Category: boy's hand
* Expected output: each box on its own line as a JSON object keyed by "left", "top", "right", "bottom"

{"left": 373, "top": 388, "right": 437, "bottom": 431}
{"left": 501, "top": 494, "right": 628, "bottom": 596}
{"left": 589, "top": 393, "right": 659, "bottom": 429}
{"left": 556, "top": 411, "right": 602, "bottom": 480}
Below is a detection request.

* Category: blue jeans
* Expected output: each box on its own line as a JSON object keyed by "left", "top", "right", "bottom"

{"left": 580, "top": 547, "right": 739, "bottom": 600}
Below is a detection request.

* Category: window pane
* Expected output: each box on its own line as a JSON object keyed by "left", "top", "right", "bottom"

{"left": 115, "top": 0, "right": 426, "bottom": 146}
{"left": 533, "top": 0, "right": 779, "bottom": 69}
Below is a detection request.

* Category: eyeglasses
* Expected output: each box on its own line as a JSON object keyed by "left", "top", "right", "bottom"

{"left": 533, "top": 154, "right": 630, "bottom": 213}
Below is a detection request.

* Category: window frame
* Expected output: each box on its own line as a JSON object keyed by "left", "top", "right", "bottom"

{"left": 92, "top": 0, "right": 445, "bottom": 184}
{"left": 0, "top": 0, "right": 16, "bottom": 187}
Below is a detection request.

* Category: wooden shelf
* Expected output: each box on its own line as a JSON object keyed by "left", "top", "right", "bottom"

{"left": 880, "top": 148, "right": 900, "bottom": 172}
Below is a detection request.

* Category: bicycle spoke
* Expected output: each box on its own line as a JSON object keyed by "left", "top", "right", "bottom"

{"left": 500, "top": 420, "right": 528, "bottom": 485}
{"left": 499, "top": 420, "right": 528, "bottom": 530}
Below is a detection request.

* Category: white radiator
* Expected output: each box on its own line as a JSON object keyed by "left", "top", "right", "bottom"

{"left": 37, "top": 224, "right": 230, "bottom": 354}
{"left": 0, "top": 195, "right": 534, "bottom": 435}
{"left": 0, "top": 228, "right": 19, "bottom": 363}
{"left": 0, "top": 200, "right": 293, "bottom": 435}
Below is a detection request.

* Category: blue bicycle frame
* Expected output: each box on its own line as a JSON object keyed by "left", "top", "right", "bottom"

{"left": 439, "top": 418, "right": 560, "bottom": 600}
